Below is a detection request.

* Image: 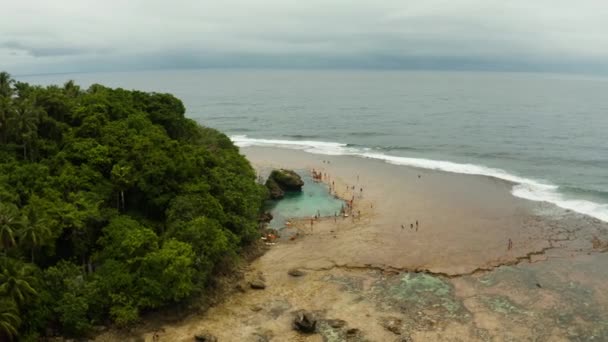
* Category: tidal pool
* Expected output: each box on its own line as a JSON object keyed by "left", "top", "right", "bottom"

{"left": 265, "top": 171, "right": 344, "bottom": 229}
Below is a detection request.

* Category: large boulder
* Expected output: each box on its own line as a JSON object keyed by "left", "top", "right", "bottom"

{"left": 265, "top": 178, "right": 284, "bottom": 200}
{"left": 268, "top": 169, "right": 304, "bottom": 192}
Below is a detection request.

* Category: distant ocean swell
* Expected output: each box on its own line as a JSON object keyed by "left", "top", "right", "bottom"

{"left": 231, "top": 135, "right": 608, "bottom": 223}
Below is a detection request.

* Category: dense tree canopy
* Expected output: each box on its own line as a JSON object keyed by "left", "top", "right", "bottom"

{"left": 0, "top": 72, "right": 267, "bottom": 340}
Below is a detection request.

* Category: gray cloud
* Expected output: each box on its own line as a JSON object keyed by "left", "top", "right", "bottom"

{"left": 2, "top": 41, "right": 88, "bottom": 57}
{"left": 1, "top": 0, "right": 607, "bottom": 74}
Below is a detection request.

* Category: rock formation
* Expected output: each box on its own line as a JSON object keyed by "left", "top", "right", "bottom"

{"left": 265, "top": 169, "right": 304, "bottom": 199}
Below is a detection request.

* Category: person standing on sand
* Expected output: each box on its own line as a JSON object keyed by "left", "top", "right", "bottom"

{"left": 416, "top": 220, "right": 419, "bottom": 228}
{"left": 508, "top": 238, "right": 513, "bottom": 250}
{"left": 401, "top": 224, "right": 405, "bottom": 230}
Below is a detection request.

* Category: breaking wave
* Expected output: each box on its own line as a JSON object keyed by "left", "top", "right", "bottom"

{"left": 231, "top": 135, "right": 608, "bottom": 223}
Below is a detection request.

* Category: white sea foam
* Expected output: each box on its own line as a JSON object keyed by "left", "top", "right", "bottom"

{"left": 231, "top": 135, "right": 608, "bottom": 223}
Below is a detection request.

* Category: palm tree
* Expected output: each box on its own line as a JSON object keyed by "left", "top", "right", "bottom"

{"left": 0, "top": 258, "right": 37, "bottom": 305}
{"left": 63, "top": 79, "right": 81, "bottom": 98}
{"left": 0, "top": 203, "right": 22, "bottom": 252}
{"left": 19, "top": 209, "right": 51, "bottom": 263}
{"left": 0, "top": 72, "right": 13, "bottom": 98}
{"left": 111, "top": 164, "right": 133, "bottom": 210}
{"left": 7, "top": 99, "right": 41, "bottom": 160}
{"left": 0, "top": 303, "right": 20, "bottom": 342}
{"left": 0, "top": 96, "right": 12, "bottom": 143}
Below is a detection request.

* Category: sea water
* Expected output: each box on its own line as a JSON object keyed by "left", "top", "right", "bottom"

{"left": 264, "top": 172, "right": 344, "bottom": 229}
{"left": 21, "top": 70, "right": 608, "bottom": 222}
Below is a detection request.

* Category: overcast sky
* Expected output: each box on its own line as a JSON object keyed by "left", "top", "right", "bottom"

{"left": 2, "top": 0, "right": 608, "bottom": 74}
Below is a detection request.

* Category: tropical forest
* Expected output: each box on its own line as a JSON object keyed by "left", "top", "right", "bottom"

{"left": 0, "top": 72, "right": 267, "bottom": 340}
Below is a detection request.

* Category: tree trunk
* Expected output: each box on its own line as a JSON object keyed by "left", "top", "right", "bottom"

{"left": 31, "top": 248, "right": 34, "bottom": 263}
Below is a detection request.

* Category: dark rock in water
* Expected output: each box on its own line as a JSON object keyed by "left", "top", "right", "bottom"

{"left": 293, "top": 311, "right": 317, "bottom": 334}
{"left": 194, "top": 331, "right": 217, "bottom": 342}
{"left": 250, "top": 279, "right": 266, "bottom": 289}
{"left": 288, "top": 268, "right": 306, "bottom": 277}
{"left": 265, "top": 178, "right": 284, "bottom": 200}
{"left": 326, "top": 319, "right": 347, "bottom": 328}
{"left": 268, "top": 169, "right": 304, "bottom": 192}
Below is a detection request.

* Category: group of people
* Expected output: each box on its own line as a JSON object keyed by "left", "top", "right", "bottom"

{"left": 401, "top": 220, "right": 420, "bottom": 232}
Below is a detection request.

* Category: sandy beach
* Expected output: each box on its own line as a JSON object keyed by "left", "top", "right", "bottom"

{"left": 97, "top": 146, "right": 608, "bottom": 341}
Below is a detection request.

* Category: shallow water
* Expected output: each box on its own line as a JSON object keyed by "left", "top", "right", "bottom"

{"left": 264, "top": 171, "right": 344, "bottom": 229}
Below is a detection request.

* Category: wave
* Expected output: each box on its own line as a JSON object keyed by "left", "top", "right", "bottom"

{"left": 282, "top": 134, "right": 323, "bottom": 140}
{"left": 231, "top": 135, "right": 608, "bottom": 223}
{"left": 348, "top": 131, "right": 390, "bottom": 137}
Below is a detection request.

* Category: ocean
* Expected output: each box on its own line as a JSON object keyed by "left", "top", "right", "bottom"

{"left": 21, "top": 69, "right": 608, "bottom": 222}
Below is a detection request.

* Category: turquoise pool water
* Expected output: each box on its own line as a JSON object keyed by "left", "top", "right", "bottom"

{"left": 265, "top": 172, "right": 344, "bottom": 229}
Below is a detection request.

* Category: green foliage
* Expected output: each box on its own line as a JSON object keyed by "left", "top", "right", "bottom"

{"left": 0, "top": 72, "right": 267, "bottom": 338}
{"left": 0, "top": 299, "right": 21, "bottom": 341}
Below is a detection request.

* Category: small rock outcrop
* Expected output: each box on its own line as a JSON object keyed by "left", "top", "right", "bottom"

{"left": 265, "top": 169, "right": 304, "bottom": 199}
{"left": 293, "top": 311, "right": 317, "bottom": 334}
{"left": 288, "top": 268, "right": 306, "bottom": 277}
{"left": 381, "top": 317, "right": 403, "bottom": 335}
{"left": 250, "top": 273, "right": 266, "bottom": 289}
{"left": 346, "top": 328, "right": 362, "bottom": 339}
{"left": 194, "top": 331, "right": 217, "bottom": 342}
{"left": 326, "top": 319, "right": 347, "bottom": 328}
{"left": 250, "top": 279, "right": 266, "bottom": 289}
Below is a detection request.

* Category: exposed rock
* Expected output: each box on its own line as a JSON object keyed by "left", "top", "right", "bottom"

{"left": 194, "top": 331, "right": 217, "bottom": 342}
{"left": 259, "top": 212, "right": 273, "bottom": 223}
{"left": 293, "top": 311, "right": 317, "bottom": 334}
{"left": 269, "top": 169, "right": 304, "bottom": 191}
{"left": 346, "top": 328, "right": 362, "bottom": 338}
{"left": 288, "top": 268, "right": 306, "bottom": 277}
{"left": 326, "top": 319, "right": 347, "bottom": 328}
{"left": 395, "top": 336, "right": 413, "bottom": 342}
{"left": 265, "top": 178, "right": 284, "bottom": 200}
{"left": 250, "top": 279, "right": 266, "bottom": 289}
{"left": 381, "top": 317, "right": 403, "bottom": 335}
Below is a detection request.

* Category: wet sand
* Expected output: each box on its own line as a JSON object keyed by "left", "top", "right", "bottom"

{"left": 97, "top": 146, "right": 608, "bottom": 342}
